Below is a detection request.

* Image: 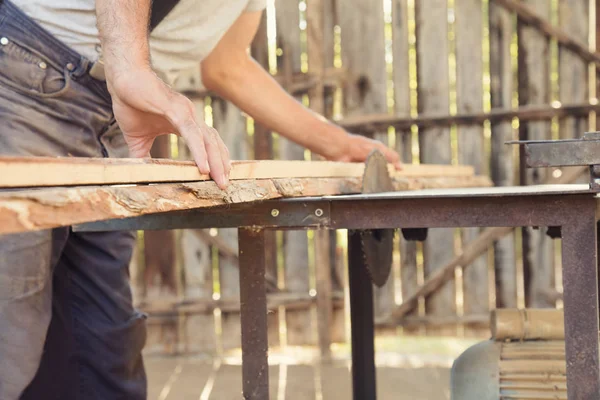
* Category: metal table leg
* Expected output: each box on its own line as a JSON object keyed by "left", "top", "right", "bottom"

{"left": 348, "top": 230, "right": 377, "bottom": 400}
{"left": 561, "top": 202, "right": 600, "bottom": 399}
{"left": 238, "top": 228, "right": 270, "bottom": 400}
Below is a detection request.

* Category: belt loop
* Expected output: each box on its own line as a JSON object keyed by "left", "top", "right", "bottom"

{"left": 89, "top": 59, "right": 106, "bottom": 82}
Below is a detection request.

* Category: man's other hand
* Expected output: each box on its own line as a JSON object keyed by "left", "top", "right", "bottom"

{"left": 327, "top": 133, "right": 403, "bottom": 170}
{"left": 107, "top": 67, "right": 231, "bottom": 189}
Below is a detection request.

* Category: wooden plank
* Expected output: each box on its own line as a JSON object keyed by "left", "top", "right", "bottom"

{"left": 307, "top": 0, "right": 334, "bottom": 357}
{"left": 339, "top": 0, "right": 394, "bottom": 325}
{"left": 339, "top": 0, "right": 388, "bottom": 115}
{"left": 494, "top": 0, "right": 600, "bottom": 69}
{"left": 455, "top": 0, "right": 488, "bottom": 335}
{"left": 517, "top": 0, "right": 554, "bottom": 308}
{"left": 415, "top": 0, "right": 455, "bottom": 335}
{"left": 392, "top": 0, "right": 419, "bottom": 334}
{"left": 0, "top": 177, "right": 360, "bottom": 235}
{"left": 339, "top": 102, "right": 600, "bottom": 133}
{"left": 489, "top": 0, "right": 517, "bottom": 308}
{"left": 0, "top": 175, "right": 491, "bottom": 235}
{"left": 558, "top": 0, "right": 589, "bottom": 141}
{"left": 143, "top": 135, "right": 179, "bottom": 353}
{"left": 0, "top": 157, "right": 475, "bottom": 188}
{"left": 275, "top": 0, "right": 314, "bottom": 347}
{"left": 558, "top": 0, "right": 589, "bottom": 140}
{"left": 211, "top": 97, "right": 248, "bottom": 351}
{"left": 178, "top": 98, "right": 216, "bottom": 355}
{"left": 250, "top": 13, "right": 281, "bottom": 349}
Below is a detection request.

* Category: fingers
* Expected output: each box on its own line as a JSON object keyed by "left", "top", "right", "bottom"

{"left": 202, "top": 126, "right": 229, "bottom": 189}
{"left": 379, "top": 145, "right": 403, "bottom": 170}
{"left": 164, "top": 98, "right": 210, "bottom": 175}
{"left": 216, "top": 134, "right": 232, "bottom": 176}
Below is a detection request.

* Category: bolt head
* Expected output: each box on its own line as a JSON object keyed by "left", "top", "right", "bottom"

{"left": 0, "top": 37, "right": 8, "bottom": 45}
{"left": 271, "top": 209, "right": 279, "bottom": 217}
{"left": 315, "top": 208, "right": 324, "bottom": 217}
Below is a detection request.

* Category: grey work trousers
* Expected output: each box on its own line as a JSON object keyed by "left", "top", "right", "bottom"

{"left": 0, "top": 1, "right": 147, "bottom": 399}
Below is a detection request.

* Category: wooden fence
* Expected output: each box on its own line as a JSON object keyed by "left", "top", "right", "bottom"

{"left": 131, "top": 0, "right": 600, "bottom": 355}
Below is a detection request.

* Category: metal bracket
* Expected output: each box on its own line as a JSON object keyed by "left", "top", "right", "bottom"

{"left": 74, "top": 200, "right": 331, "bottom": 232}
{"left": 508, "top": 131, "right": 600, "bottom": 191}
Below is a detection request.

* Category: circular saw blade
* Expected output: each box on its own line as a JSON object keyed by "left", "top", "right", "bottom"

{"left": 360, "top": 150, "right": 395, "bottom": 287}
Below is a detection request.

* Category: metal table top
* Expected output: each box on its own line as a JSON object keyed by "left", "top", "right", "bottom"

{"left": 286, "top": 184, "right": 594, "bottom": 202}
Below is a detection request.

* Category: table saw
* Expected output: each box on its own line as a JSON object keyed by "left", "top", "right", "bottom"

{"left": 1, "top": 136, "right": 600, "bottom": 399}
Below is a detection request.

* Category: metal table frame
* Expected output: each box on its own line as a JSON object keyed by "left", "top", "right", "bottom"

{"left": 76, "top": 185, "right": 600, "bottom": 400}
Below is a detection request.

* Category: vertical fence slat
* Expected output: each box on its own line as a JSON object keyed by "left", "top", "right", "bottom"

{"left": 251, "top": 12, "right": 282, "bottom": 347}
{"left": 489, "top": 1, "right": 517, "bottom": 308}
{"left": 339, "top": 0, "right": 394, "bottom": 323}
{"left": 179, "top": 97, "right": 216, "bottom": 354}
{"left": 416, "top": 0, "right": 456, "bottom": 335}
{"left": 455, "top": 0, "right": 488, "bottom": 334}
{"left": 392, "top": 0, "right": 418, "bottom": 333}
{"left": 517, "top": 0, "right": 554, "bottom": 308}
{"left": 144, "top": 136, "right": 179, "bottom": 352}
{"left": 558, "top": 0, "right": 589, "bottom": 140}
{"left": 276, "top": 0, "right": 315, "bottom": 347}
{"left": 308, "top": 0, "right": 334, "bottom": 357}
{"left": 211, "top": 98, "right": 248, "bottom": 351}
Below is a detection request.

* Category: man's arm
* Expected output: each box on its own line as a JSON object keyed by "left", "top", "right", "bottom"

{"left": 95, "top": 0, "right": 231, "bottom": 188}
{"left": 201, "top": 11, "right": 401, "bottom": 168}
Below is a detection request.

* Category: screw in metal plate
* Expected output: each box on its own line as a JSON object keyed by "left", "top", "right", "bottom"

{"left": 271, "top": 209, "right": 280, "bottom": 217}
{"left": 0, "top": 37, "right": 8, "bottom": 45}
{"left": 39, "top": 61, "right": 47, "bottom": 70}
{"left": 315, "top": 208, "right": 324, "bottom": 217}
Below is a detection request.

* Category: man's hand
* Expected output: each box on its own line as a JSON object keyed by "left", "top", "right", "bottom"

{"left": 108, "top": 68, "right": 231, "bottom": 189}
{"left": 326, "top": 133, "right": 403, "bottom": 170}
{"left": 95, "top": 0, "right": 230, "bottom": 189}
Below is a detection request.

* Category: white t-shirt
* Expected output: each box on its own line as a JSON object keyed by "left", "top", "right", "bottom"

{"left": 11, "top": 0, "right": 267, "bottom": 87}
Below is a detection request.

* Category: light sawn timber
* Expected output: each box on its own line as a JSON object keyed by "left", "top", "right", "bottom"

{"left": 0, "top": 157, "right": 474, "bottom": 188}
{"left": 0, "top": 175, "right": 491, "bottom": 235}
{"left": 491, "top": 308, "right": 564, "bottom": 341}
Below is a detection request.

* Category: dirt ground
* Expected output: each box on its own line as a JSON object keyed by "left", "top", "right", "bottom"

{"left": 144, "top": 336, "right": 478, "bottom": 399}
{"left": 145, "top": 357, "right": 451, "bottom": 400}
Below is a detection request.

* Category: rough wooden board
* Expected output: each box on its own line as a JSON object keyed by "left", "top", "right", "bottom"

{"left": 0, "top": 177, "right": 360, "bottom": 234}
{"left": 489, "top": 1, "right": 517, "bottom": 309}
{"left": 211, "top": 95, "right": 249, "bottom": 352}
{"left": 495, "top": 0, "right": 600, "bottom": 68}
{"left": 179, "top": 97, "right": 217, "bottom": 356}
{"left": 0, "top": 174, "right": 491, "bottom": 235}
{"left": 275, "top": 0, "right": 314, "bottom": 349}
{"left": 0, "top": 157, "right": 475, "bottom": 188}
{"left": 338, "top": 102, "right": 600, "bottom": 133}
{"left": 340, "top": 0, "right": 395, "bottom": 325}
{"left": 518, "top": 0, "right": 554, "bottom": 308}
{"left": 558, "top": 0, "right": 589, "bottom": 142}
{"left": 416, "top": 0, "right": 455, "bottom": 336}
{"left": 491, "top": 308, "right": 564, "bottom": 341}
{"left": 392, "top": 0, "right": 419, "bottom": 334}
{"left": 455, "top": 0, "right": 488, "bottom": 335}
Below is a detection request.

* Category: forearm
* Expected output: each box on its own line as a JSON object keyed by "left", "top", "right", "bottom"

{"left": 202, "top": 57, "right": 347, "bottom": 159}
{"left": 95, "top": 0, "right": 152, "bottom": 78}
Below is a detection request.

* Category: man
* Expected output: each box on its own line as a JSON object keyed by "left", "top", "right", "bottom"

{"left": 0, "top": 0, "right": 401, "bottom": 398}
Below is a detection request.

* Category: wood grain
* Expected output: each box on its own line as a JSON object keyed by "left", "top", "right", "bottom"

{"left": 489, "top": 0, "right": 517, "bottom": 308}
{"left": 456, "top": 0, "right": 488, "bottom": 334}
{"left": 518, "top": 0, "right": 554, "bottom": 308}
{"left": 276, "top": 0, "right": 314, "bottom": 347}
{"left": 416, "top": 0, "right": 455, "bottom": 335}
{"left": 0, "top": 157, "right": 474, "bottom": 188}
